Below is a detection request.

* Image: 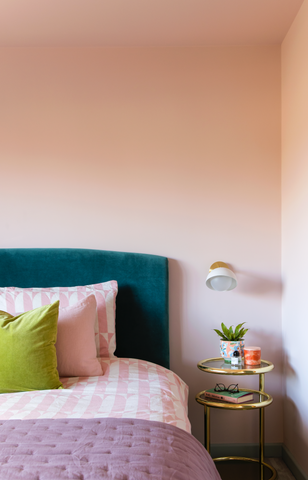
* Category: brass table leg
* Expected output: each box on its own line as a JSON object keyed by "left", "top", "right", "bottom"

{"left": 259, "top": 373, "right": 265, "bottom": 480}
{"left": 204, "top": 405, "right": 210, "bottom": 453}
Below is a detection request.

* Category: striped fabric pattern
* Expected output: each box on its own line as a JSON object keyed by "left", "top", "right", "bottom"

{"left": 0, "top": 282, "right": 118, "bottom": 358}
{"left": 0, "top": 358, "right": 191, "bottom": 433}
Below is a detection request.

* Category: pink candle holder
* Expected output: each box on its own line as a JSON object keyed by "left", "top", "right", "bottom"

{"left": 244, "top": 346, "right": 261, "bottom": 365}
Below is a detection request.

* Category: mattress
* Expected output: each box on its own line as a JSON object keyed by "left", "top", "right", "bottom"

{"left": 0, "top": 358, "right": 191, "bottom": 433}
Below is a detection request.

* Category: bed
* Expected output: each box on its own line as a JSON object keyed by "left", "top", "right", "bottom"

{"left": 0, "top": 248, "right": 221, "bottom": 480}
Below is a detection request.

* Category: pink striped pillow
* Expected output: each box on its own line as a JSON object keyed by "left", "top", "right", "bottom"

{"left": 0, "top": 281, "right": 118, "bottom": 358}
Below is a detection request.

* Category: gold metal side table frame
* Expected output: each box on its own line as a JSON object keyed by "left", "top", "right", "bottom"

{"left": 196, "top": 357, "right": 276, "bottom": 480}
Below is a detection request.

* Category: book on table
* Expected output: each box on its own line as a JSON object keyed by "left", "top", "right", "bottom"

{"left": 204, "top": 388, "right": 253, "bottom": 404}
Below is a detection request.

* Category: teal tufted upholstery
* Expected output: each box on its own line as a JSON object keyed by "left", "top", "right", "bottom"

{"left": 0, "top": 248, "right": 169, "bottom": 369}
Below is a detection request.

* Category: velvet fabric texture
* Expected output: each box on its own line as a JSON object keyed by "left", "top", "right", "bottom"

{"left": 0, "top": 301, "right": 62, "bottom": 393}
{"left": 56, "top": 295, "right": 103, "bottom": 377}
{"left": 0, "top": 249, "right": 169, "bottom": 369}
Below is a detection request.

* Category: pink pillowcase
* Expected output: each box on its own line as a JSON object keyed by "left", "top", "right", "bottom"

{"left": 0, "top": 281, "right": 118, "bottom": 358}
{"left": 56, "top": 295, "right": 103, "bottom": 377}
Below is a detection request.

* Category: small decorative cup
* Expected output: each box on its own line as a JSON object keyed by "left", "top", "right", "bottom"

{"left": 244, "top": 346, "right": 261, "bottom": 365}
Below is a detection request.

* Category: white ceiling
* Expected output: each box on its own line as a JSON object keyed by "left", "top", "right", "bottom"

{"left": 0, "top": 0, "right": 304, "bottom": 47}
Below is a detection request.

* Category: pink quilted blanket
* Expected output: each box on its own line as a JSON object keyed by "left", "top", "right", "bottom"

{"left": 0, "top": 417, "right": 221, "bottom": 479}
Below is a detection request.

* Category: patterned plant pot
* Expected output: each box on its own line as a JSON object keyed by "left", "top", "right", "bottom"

{"left": 220, "top": 339, "right": 245, "bottom": 363}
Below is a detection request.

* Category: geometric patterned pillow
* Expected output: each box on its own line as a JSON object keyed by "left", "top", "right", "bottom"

{"left": 0, "top": 281, "right": 118, "bottom": 358}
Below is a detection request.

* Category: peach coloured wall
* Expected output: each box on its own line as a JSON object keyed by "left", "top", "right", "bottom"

{"left": 282, "top": 0, "right": 308, "bottom": 475}
{"left": 0, "top": 46, "right": 282, "bottom": 445}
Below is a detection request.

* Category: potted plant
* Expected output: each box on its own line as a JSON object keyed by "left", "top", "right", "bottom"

{"left": 214, "top": 322, "right": 248, "bottom": 363}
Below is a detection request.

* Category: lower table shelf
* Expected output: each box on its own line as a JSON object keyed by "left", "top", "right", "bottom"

{"left": 196, "top": 388, "right": 273, "bottom": 410}
{"left": 214, "top": 456, "right": 277, "bottom": 480}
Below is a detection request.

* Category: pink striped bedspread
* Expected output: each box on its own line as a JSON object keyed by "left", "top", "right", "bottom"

{"left": 0, "top": 358, "right": 191, "bottom": 433}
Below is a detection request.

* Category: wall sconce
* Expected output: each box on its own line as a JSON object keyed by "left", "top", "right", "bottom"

{"left": 206, "top": 262, "right": 237, "bottom": 291}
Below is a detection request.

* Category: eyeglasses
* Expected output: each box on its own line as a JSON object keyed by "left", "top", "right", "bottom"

{"left": 214, "top": 383, "right": 239, "bottom": 393}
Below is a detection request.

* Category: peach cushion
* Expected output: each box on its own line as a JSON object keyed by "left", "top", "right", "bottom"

{"left": 56, "top": 295, "right": 103, "bottom": 377}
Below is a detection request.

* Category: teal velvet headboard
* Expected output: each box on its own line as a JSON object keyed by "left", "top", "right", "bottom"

{"left": 0, "top": 248, "right": 169, "bottom": 369}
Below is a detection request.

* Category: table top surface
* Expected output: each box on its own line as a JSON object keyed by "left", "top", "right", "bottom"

{"left": 198, "top": 357, "right": 274, "bottom": 375}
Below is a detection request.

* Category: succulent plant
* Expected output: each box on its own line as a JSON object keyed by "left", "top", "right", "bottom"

{"left": 214, "top": 322, "right": 248, "bottom": 341}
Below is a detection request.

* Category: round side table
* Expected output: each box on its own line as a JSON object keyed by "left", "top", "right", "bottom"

{"left": 196, "top": 357, "right": 276, "bottom": 480}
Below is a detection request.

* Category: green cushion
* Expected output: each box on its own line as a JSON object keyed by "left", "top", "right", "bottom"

{"left": 0, "top": 301, "right": 63, "bottom": 393}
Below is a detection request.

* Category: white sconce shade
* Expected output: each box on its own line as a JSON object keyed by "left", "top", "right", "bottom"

{"left": 206, "top": 262, "right": 237, "bottom": 291}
